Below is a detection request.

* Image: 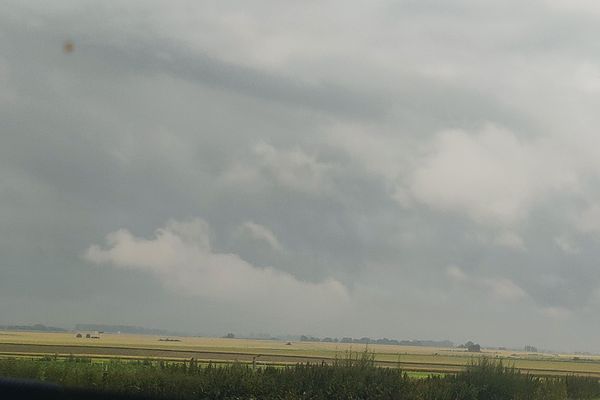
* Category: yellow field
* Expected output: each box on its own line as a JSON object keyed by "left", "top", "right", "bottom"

{"left": 2, "top": 330, "right": 600, "bottom": 376}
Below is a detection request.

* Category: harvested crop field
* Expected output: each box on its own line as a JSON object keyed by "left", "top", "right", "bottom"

{"left": 2, "top": 331, "right": 600, "bottom": 377}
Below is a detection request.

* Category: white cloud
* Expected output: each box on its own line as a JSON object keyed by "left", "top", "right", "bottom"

{"left": 573, "top": 204, "right": 600, "bottom": 234}
{"left": 410, "top": 124, "right": 575, "bottom": 226}
{"left": 223, "top": 142, "right": 336, "bottom": 195}
{"left": 544, "top": 0, "right": 600, "bottom": 15}
{"left": 238, "top": 221, "right": 283, "bottom": 252}
{"left": 84, "top": 219, "right": 349, "bottom": 321}
{"left": 492, "top": 231, "right": 525, "bottom": 250}
{"left": 411, "top": 125, "right": 534, "bottom": 225}
{"left": 466, "top": 230, "right": 525, "bottom": 251}
{"left": 554, "top": 235, "right": 580, "bottom": 254}
{"left": 328, "top": 122, "right": 582, "bottom": 234}
{"left": 540, "top": 306, "right": 572, "bottom": 320}
{"left": 447, "top": 265, "right": 527, "bottom": 302}
{"left": 446, "top": 265, "right": 468, "bottom": 282}
{"left": 220, "top": 162, "right": 262, "bottom": 187}
{"left": 484, "top": 278, "right": 527, "bottom": 302}
{"left": 253, "top": 142, "right": 335, "bottom": 194}
{"left": 573, "top": 63, "right": 600, "bottom": 94}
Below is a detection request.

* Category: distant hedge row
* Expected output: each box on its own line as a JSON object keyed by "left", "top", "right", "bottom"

{"left": 0, "top": 353, "right": 599, "bottom": 399}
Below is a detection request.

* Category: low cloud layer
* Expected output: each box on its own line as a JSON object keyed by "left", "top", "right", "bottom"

{"left": 84, "top": 219, "right": 349, "bottom": 326}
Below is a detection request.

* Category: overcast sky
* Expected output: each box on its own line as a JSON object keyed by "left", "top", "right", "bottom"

{"left": 4, "top": 0, "right": 600, "bottom": 351}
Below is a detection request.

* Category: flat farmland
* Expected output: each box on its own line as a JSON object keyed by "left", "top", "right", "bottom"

{"left": 2, "top": 331, "right": 600, "bottom": 377}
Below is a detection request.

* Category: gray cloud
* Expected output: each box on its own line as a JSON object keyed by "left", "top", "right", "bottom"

{"left": 236, "top": 221, "right": 284, "bottom": 253}
{"left": 4, "top": 0, "right": 600, "bottom": 351}
{"left": 84, "top": 219, "right": 349, "bottom": 331}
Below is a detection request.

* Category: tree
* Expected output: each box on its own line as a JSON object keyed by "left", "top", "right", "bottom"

{"left": 300, "top": 335, "right": 320, "bottom": 342}
{"left": 467, "top": 342, "right": 481, "bottom": 352}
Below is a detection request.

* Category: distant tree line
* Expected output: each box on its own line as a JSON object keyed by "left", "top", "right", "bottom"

{"left": 0, "top": 324, "right": 66, "bottom": 332}
{"left": 74, "top": 324, "right": 180, "bottom": 336}
{"left": 299, "top": 335, "right": 454, "bottom": 347}
{"left": 457, "top": 341, "right": 481, "bottom": 352}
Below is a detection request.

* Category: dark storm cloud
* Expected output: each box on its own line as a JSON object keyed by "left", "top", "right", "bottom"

{"left": 83, "top": 42, "right": 389, "bottom": 120}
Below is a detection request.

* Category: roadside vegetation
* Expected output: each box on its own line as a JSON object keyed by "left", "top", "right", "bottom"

{"left": 0, "top": 352, "right": 599, "bottom": 399}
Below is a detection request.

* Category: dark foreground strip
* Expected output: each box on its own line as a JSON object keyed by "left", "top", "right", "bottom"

{"left": 0, "top": 378, "right": 154, "bottom": 400}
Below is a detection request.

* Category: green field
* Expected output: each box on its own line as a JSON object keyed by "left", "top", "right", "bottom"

{"left": 2, "top": 330, "right": 600, "bottom": 377}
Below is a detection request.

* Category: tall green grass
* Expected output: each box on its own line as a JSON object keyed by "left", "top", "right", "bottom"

{"left": 0, "top": 352, "right": 598, "bottom": 399}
